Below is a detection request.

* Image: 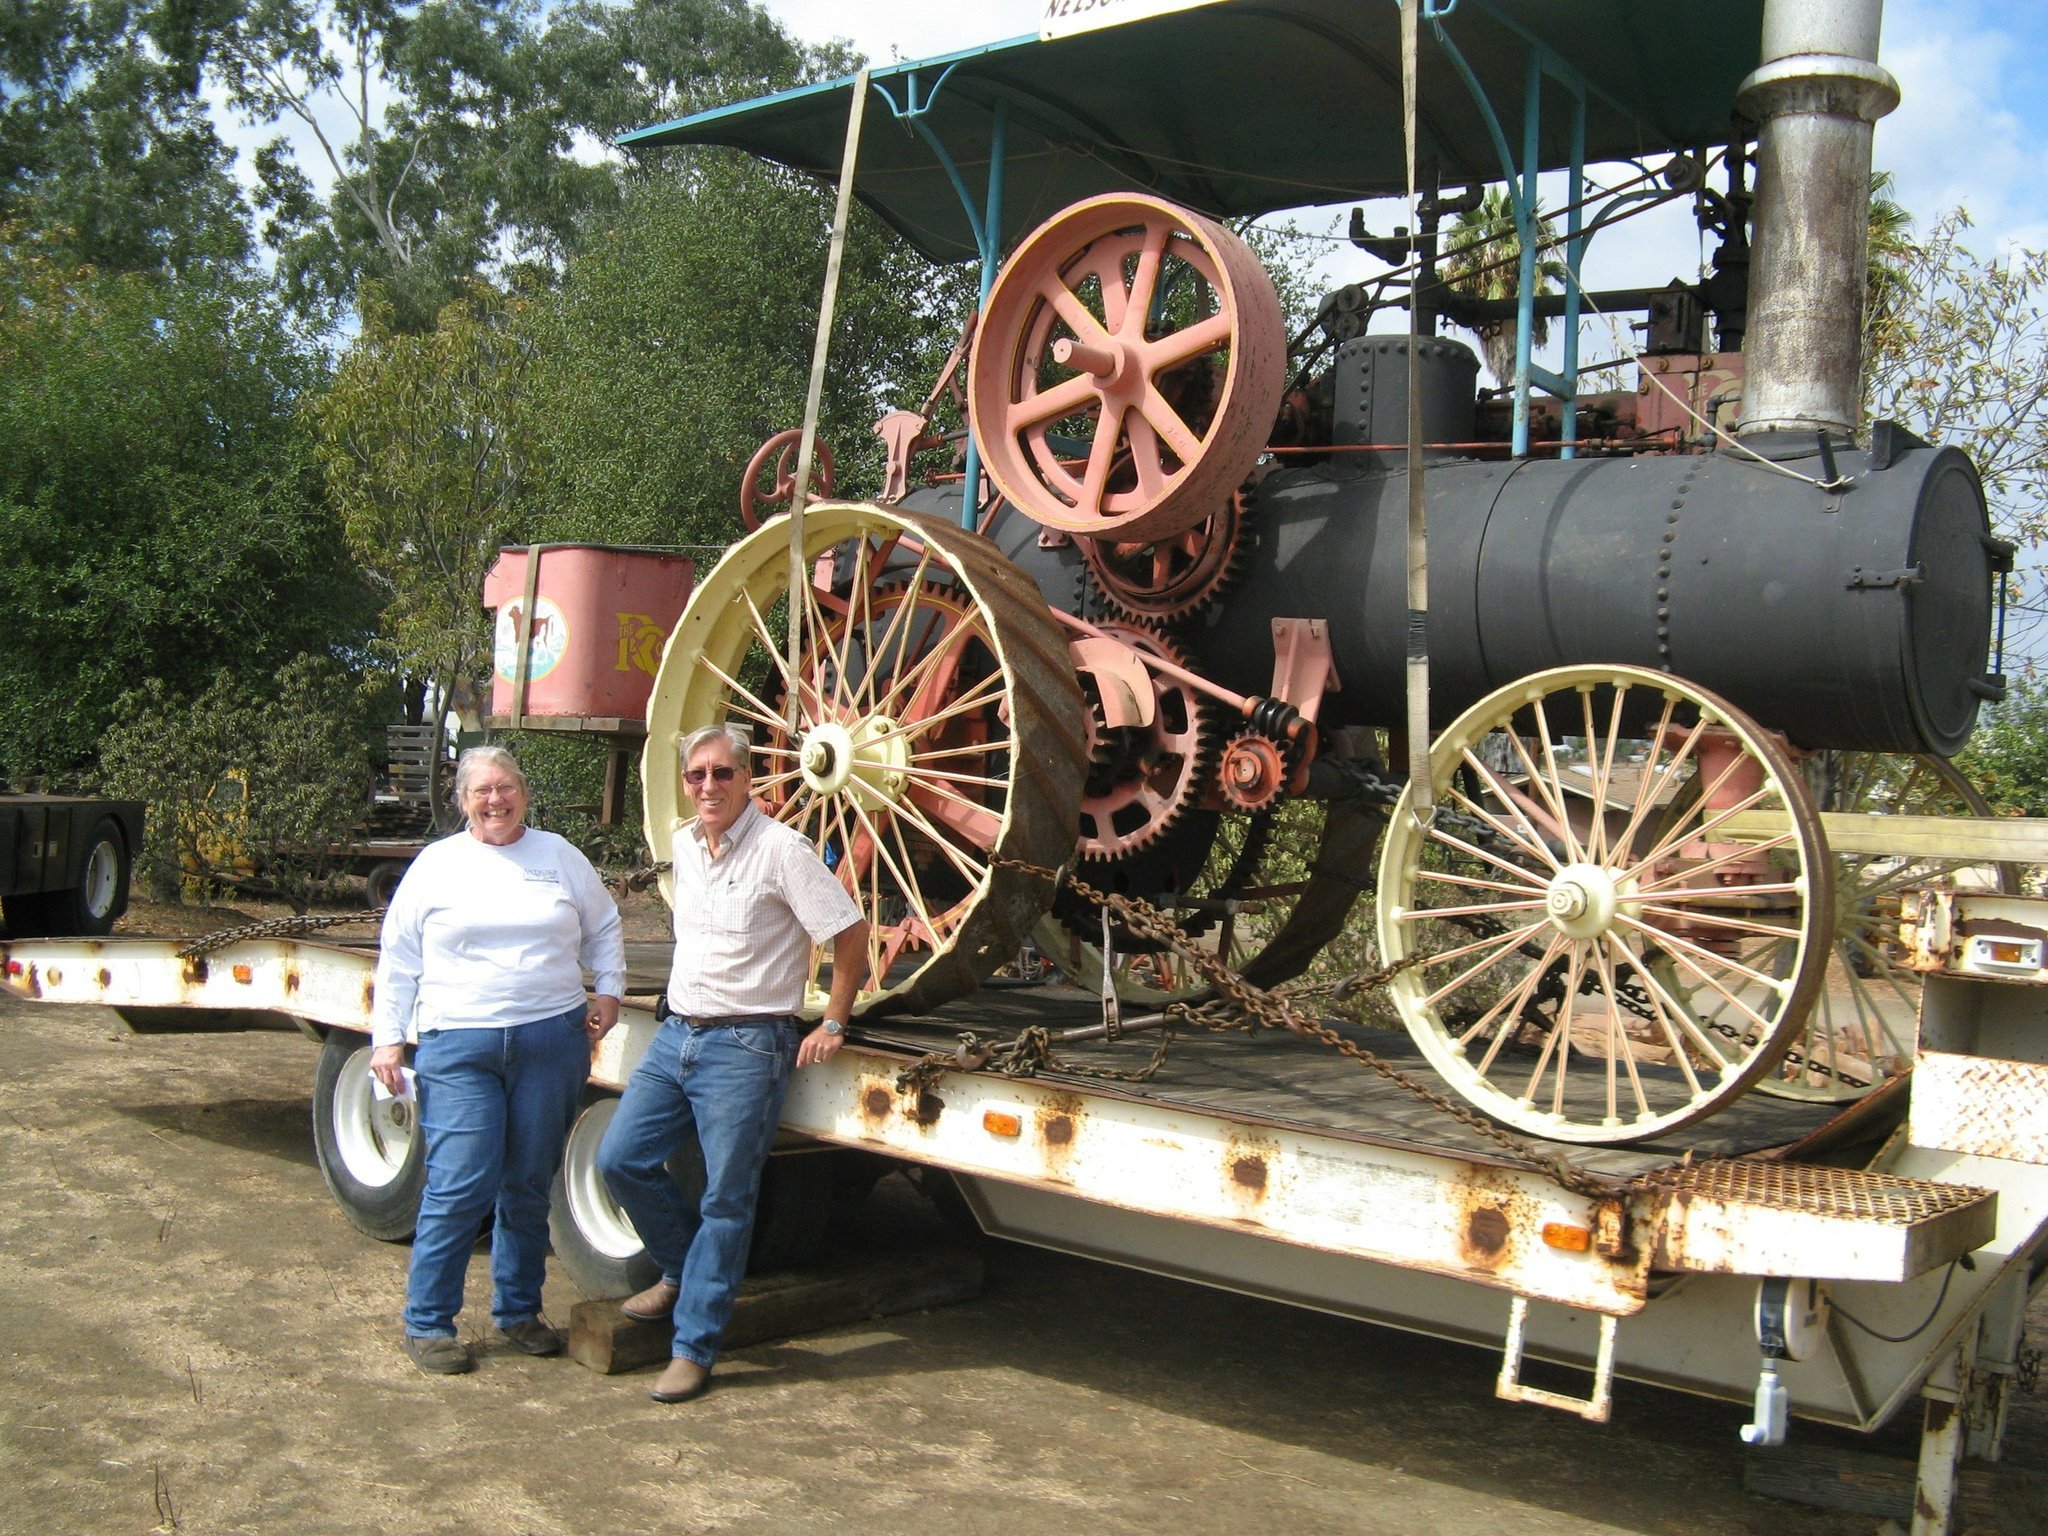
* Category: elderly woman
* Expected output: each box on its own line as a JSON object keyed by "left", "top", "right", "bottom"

{"left": 369, "top": 744, "right": 625, "bottom": 1375}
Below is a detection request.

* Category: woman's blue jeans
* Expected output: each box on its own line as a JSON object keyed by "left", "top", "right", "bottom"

{"left": 595, "top": 1017, "right": 796, "bottom": 1367}
{"left": 403, "top": 1008, "right": 588, "bottom": 1338}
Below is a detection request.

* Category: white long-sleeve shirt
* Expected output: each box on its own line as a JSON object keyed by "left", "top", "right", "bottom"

{"left": 371, "top": 828, "right": 626, "bottom": 1047}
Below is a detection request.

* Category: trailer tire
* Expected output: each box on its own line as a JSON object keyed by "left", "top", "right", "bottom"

{"left": 311, "top": 1030, "right": 425, "bottom": 1241}
{"left": 29, "top": 816, "right": 129, "bottom": 937}
{"left": 364, "top": 859, "right": 408, "bottom": 908}
{"left": 548, "top": 1093, "right": 841, "bottom": 1298}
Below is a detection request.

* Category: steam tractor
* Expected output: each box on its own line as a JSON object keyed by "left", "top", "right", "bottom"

{"left": 628, "top": 0, "right": 2009, "bottom": 1145}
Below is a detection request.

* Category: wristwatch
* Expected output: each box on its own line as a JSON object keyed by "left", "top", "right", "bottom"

{"left": 821, "top": 1019, "right": 846, "bottom": 1036}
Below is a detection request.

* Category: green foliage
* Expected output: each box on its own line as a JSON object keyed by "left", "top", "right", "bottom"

{"left": 0, "top": 0, "right": 252, "bottom": 276}
{"left": 0, "top": 230, "right": 375, "bottom": 776}
{"left": 312, "top": 282, "right": 533, "bottom": 780}
{"left": 1956, "top": 674, "right": 2048, "bottom": 820}
{"left": 1439, "top": 187, "right": 1568, "bottom": 385}
{"left": 214, "top": 0, "right": 813, "bottom": 331}
{"left": 1862, "top": 202, "right": 2048, "bottom": 545}
{"left": 98, "top": 656, "right": 378, "bottom": 910}
{"left": 519, "top": 157, "right": 979, "bottom": 547}
{"left": 503, "top": 731, "right": 647, "bottom": 868}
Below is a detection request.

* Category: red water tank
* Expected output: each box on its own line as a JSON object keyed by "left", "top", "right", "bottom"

{"left": 481, "top": 545, "right": 695, "bottom": 724}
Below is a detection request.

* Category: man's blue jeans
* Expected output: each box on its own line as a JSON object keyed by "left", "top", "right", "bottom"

{"left": 596, "top": 1016, "right": 796, "bottom": 1367}
{"left": 403, "top": 1008, "right": 588, "bottom": 1339}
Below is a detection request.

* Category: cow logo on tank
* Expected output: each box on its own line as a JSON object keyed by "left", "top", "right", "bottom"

{"left": 495, "top": 595, "right": 569, "bottom": 682}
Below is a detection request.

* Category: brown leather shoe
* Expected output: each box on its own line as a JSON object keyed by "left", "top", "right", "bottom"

{"left": 619, "top": 1279, "right": 680, "bottom": 1322}
{"left": 649, "top": 1355, "right": 711, "bottom": 1403}
{"left": 497, "top": 1319, "right": 563, "bottom": 1356}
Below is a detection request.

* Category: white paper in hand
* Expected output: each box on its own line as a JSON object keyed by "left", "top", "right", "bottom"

{"left": 371, "top": 1066, "right": 418, "bottom": 1102}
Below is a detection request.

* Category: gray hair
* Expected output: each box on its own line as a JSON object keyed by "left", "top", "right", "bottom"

{"left": 677, "top": 723, "right": 752, "bottom": 771}
{"left": 452, "top": 743, "right": 527, "bottom": 813}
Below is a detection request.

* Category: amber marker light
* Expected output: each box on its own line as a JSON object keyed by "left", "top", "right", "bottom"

{"left": 232, "top": 964, "right": 254, "bottom": 984}
{"left": 1541, "top": 1222, "right": 1593, "bottom": 1253}
{"left": 982, "top": 1110, "right": 1023, "bottom": 1138}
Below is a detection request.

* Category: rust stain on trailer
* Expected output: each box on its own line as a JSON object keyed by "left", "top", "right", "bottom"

{"left": 908, "top": 1092, "right": 944, "bottom": 1127}
{"left": 1453, "top": 1174, "right": 1528, "bottom": 1273}
{"left": 361, "top": 975, "right": 375, "bottom": 1015}
{"left": 182, "top": 955, "right": 209, "bottom": 988}
{"left": 860, "top": 1085, "right": 894, "bottom": 1123}
{"left": 1035, "top": 1093, "right": 1084, "bottom": 1183}
{"left": 12, "top": 963, "right": 39, "bottom": 999}
{"left": 1221, "top": 1132, "right": 1279, "bottom": 1223}
{"left": 283, "top": 968, "right": 301, "bottom": 996}
{"left": 96, "top": 968, "right": 111, "bottom": 989}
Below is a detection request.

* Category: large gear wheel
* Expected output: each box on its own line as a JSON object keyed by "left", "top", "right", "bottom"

{"left": 1078, "top": 491, "right": 1250, "bottom": 624}
{"left": 1075, "top": 621, "right": 1217, "bottom": 861}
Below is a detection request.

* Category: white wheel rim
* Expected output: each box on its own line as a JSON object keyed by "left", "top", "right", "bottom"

{"left": 1374, "top": 665, "right": 1830, "bottom": 1145}
{"left": 560, "top": 1098, "right": 643, "bottom": 1262}
{"left": 331, "top": 1042, "right": 417, "bottom": 1187}
{"left": 82, "top": 840, "right": 119, "bottom": 919}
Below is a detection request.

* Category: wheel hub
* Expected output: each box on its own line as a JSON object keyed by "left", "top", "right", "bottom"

{"left": 799, "top": 717, "right": 909, "bottom": 810}
{"left": 1545, "top": 862, "right": 1631, "bottom": 940}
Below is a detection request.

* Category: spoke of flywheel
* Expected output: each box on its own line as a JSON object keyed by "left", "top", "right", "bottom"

{"left": 1123, "top": 221, "right": 1171, "bottom": 325}
{"left": 1420, "top": 916, "right": 1553, "bottom": 1009}
{"left": 1602, "top": 935, "right": 1709, "bottom": 1093}
{"left": 1620, "top": 916, "right": 1785, "bottom": 1034}
{"left": 1148, "top": 310, "right": 1233, "bottom": 371}
{"left": 1041, "top": 279, "right": 1116, "bottom": 353}
{"left": 1412, "top": 865, "right": 1549, "bottom": 898}
{"left": 1013, "top": 371, "right": 1108, "bottom": 431}
{"left": 1136, "top": 384, "right": 1203, "bottom": 465}
{"left": 1077, "top": 411, "right": 1124, "bottom": 514}
{"left": 1402, "top": 894, "right": 1549, "bottom": 922}
{"left": 1612, "top": 945, "right": 1738, "bottom": 1073}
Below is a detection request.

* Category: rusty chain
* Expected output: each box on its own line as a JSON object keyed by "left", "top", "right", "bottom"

{"left": 891, "top": 855, "right": 1632, "bottom": 1203}
{"left": 176, "top": 909, "right": 388, "bottom": 960}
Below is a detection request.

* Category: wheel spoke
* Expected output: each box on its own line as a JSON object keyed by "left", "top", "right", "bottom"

{"left": 1146, "top": 309, "right": 1233, "bottom": 370}
{"left": 1012, "top": 370, "right": 1108, "bottom": 431}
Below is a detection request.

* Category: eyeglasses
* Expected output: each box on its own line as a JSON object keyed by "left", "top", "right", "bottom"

{"left": 466, "top": 781, "right": 522, "bottom": 800}
{"left": 683, "top": 765, "right": 741, "bottom": 786}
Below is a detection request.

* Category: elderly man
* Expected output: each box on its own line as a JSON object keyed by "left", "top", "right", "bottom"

{"left": 597, "top": 723, "right": 868, "bottom": 1403}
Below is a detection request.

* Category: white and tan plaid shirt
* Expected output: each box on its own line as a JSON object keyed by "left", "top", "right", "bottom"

{"left": 665, "top": 801, "right": 862, "bottom": 1018}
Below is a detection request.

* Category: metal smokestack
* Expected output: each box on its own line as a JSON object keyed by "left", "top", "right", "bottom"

{"left": 1736, "top": 0, "right": 1900, "bottom": 439}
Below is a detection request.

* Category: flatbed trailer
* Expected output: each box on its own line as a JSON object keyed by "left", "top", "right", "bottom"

{"left": 8, "top": 888, "right": 2047, "bottom": 1535}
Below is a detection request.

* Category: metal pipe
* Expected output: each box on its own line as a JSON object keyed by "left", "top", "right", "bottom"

{"left": 1736, "top": 0, "right": 1899, "bottom": 439}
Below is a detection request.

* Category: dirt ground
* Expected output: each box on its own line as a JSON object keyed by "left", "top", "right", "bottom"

{"left": 3, "top": 959, "right": 2045, "bottom": 1535}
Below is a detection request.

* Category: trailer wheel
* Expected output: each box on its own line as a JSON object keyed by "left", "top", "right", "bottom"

{"left": 549, "top": 1093, "right": 840, "bottom": 1298}
{"left": 311, "top": 1030, "right": 425, "bottom": 1240}
{"left": 364, "top": 859, "right": 408, "bottom": 908}
{"left": 30, "top": 816, "right": 129, "bottom": 937}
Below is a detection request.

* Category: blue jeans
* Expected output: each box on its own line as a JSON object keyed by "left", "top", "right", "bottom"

{"left": 595, "top": 1016, "right": 796, "bottom": 1367}
{"left": 403, "top": 1008, "right": 589, "bottom": 1338}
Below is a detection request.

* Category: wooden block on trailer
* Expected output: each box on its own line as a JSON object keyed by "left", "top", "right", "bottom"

{"left": 567, "top": 1242, "right": 986, "bottom": 1375}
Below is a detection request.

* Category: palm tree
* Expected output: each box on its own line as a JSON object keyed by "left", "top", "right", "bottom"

{"left": 1440, "top": 186, "right": 1568, "bottom": 385}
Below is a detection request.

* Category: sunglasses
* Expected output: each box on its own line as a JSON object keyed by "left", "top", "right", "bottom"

{"left": 683, "top": 765, "right": 741, "bottom": 786}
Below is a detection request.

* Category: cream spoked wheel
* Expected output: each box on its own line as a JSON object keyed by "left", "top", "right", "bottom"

{"left": 1375, "top": 665, "right": 1833, "bottom": 1145}
{"left": 643, "top": 503, "right": 1087, "bottom": 1017}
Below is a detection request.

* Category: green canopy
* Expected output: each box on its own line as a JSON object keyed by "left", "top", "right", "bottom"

{"left": 621, "top": 0, "right": 1766, "bottom": 264}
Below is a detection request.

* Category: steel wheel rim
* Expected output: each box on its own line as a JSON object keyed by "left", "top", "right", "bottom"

{"left": 642, "top": 502, "right": 1087, "bottom": 1016}
{"left": 561, "top": 1098, "right": 642, "bottom": 1261}
{"left": 1375, "top": 665, "right": 1832, "bottom": 1145}
{"left": 331, "top": 1041, "right": 416, "bottom": 1187}
{"left": 81, "top": 839, "right": 119, "bottom": 919}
